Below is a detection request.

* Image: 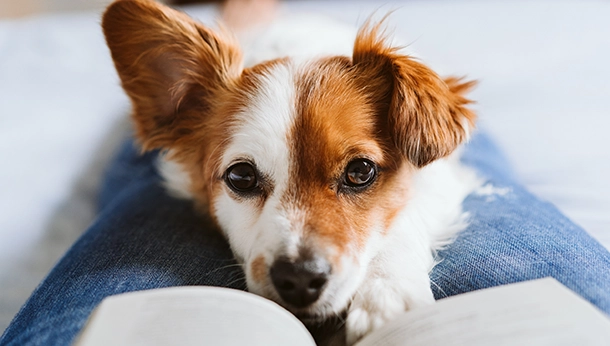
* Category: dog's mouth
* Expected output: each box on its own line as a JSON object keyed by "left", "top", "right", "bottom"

{"left": 271, "top": 296, "right": 338, "bottom": 324}
{"left": 272, "top": 298, "right": 331, "bottom": 322}
{"left": 294, "top": 311, "right": 328, "bottom": 323}
{"left": 290, "top": 301, "right": 348, "bottom": 325}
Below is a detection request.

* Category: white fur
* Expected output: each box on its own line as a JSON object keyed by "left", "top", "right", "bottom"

{"left": 157, "top": 153, "right": 193, "bottom": 199}
{"left": 238, "top": 14, "right": 356, "bottom": 67}
{"left": 213, "top": 62, "right": 303, "bottom": 297}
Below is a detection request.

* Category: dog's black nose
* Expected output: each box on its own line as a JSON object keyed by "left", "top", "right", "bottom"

{"left": 270, "top": 256, "right": 330, "bottom": 308}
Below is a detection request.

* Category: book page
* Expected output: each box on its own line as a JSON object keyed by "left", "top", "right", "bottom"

{"left": 357, "top": 278, "right": 610, "bottom": 346}
{"left": 75, "top": 286, "right": 315, "bottom": 346}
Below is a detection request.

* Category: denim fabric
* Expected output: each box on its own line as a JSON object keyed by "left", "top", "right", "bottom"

{"left": 2, "top": 133, "right": 609, "bottom": 345}
{"left": 432, "top": 135, "right": 610, "bottom": 313}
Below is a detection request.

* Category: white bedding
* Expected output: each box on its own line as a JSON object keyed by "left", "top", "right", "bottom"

{"left": 1, "top": 0, "right": 609, "bottom": 333}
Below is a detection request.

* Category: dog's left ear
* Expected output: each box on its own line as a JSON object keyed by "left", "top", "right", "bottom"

{"left": 353, "top": 21, "right": 476, "bottom": 167}
{"left": 102, "top": 0, "right": 243, "bottom": 151}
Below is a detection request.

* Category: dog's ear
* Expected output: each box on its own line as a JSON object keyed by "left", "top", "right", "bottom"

{"left": 353, "top": 21, "right": 476, "bottom": 167}
{"left": 102, "top": 0, "right": 242, "bottom": 150}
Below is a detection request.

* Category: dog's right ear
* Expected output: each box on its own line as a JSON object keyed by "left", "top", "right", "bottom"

{"left": 102, "top": 0, "right": 243, "bottom": 150}
{"left": 353, "top": 20, "right": 476, "bottom": 168}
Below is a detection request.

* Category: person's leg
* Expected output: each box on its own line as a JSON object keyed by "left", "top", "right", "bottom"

{"left": 0, "top": 140, "right": 246, "bottom": 345}
{"left": 2, "top": 133, "right": 610, "bottom": 345}
{"left": 431, "top": 134, "right": 610, "bottom": 313}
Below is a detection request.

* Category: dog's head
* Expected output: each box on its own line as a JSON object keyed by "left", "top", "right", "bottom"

{"left": 103, "top": 0, "right": 475, "bottom": 318}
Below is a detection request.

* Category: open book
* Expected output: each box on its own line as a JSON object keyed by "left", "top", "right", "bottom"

{"left": 75, "top": 278, "right": 610, "bottom": 346}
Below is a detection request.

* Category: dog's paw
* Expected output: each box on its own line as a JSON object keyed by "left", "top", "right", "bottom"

{"left": 345, "top": 287, "right": 404, "bottom": 345}
{"left": 345, "top": 279, "right": 434, "bottom": 345}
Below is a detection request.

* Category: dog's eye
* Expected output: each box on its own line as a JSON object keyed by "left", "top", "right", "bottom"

{"left": 345, "top": 159, "right": 377, "bottom": 187}
{"left": 225, "top": 163, "right": 258, "bottom": 192}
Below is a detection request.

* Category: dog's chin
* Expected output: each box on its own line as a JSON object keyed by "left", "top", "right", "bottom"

{"left": 248, "top": 280, "right": 354, "bottom": 324}
{"left": 289, "top": 299, "right": 345, "bottom": 321}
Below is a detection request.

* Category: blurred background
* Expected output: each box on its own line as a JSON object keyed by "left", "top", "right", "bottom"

{"left": 1, "top": 0, "right": 111, "bottom": 18}
{"left": 0, "top": 0, "right": 210, "bottom": 19}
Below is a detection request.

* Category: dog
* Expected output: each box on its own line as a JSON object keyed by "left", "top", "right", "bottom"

{"left": 102, "top": 0, "right": 480, "bottom": 344}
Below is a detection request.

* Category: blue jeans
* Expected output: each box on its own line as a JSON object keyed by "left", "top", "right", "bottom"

{"left": 2, "top": 133, "right": 610, "bottom": 345}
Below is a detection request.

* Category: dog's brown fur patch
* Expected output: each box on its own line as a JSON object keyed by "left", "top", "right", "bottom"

{"left": 250, "top": 255, "right": 267, "bottom": 284}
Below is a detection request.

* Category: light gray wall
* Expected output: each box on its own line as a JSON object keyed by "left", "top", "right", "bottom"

{"left": 1, "top": 0, "right": 117, "bottom": 18}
